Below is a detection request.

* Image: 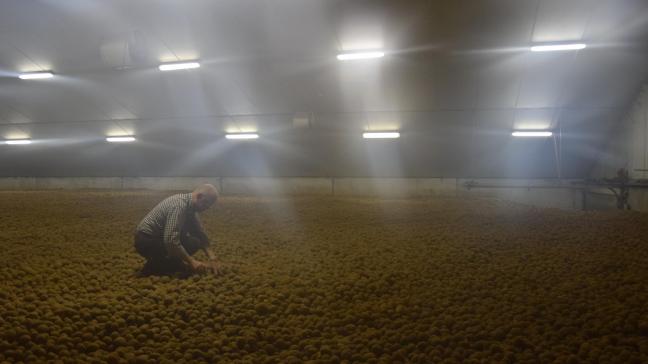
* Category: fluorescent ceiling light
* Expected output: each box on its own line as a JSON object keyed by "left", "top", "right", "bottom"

{"left": 5, "top": 139, "right": 32, "bottom": 145}
{"left": 226, "top": 133, "right": 259, "bottom": 140}
{"left": 337, "top": 51, "right": 385, "bottom": 61}
{"left": 512, "top": 131, "right": 553, "bottom": 137}
{"left": 158, "top": 62, "right": 200, "bottom": 71}
{"left": 530, "top": 43, "right": 586, "bottom": 52}
{"left": 18, "top": 72, "right": 53, "bottom": 80}
{"left": 363, "top": 132, "right": 400, "bottom": 139}
{"left": 106, "top": 136, "right": 136, "bottom": 142}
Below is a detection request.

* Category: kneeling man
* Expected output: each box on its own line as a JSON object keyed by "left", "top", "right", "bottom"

{"left": 134, "top": 184, "right": 222, "bottom": 276}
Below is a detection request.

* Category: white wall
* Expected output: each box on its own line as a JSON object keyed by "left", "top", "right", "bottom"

{"left": 593, "top": 84, "right": 648, "bottom": 178}
{"left": 591, "top": 83, "right": 648, "bottom": 211}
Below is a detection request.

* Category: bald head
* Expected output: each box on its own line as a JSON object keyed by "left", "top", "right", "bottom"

{"left": 191, "top": 184, "right": 219, "bottom": 212}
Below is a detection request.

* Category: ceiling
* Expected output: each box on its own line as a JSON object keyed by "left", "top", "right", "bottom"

{"left": 0, "top": 0, "right": 647, "bottom": 177}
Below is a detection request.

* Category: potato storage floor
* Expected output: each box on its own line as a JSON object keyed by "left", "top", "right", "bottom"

{"left": 1, "top": 190, "right": 647, "bottom": 364}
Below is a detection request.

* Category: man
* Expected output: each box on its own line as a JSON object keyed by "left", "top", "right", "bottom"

{"left": 134, "top": 184, "right": 222, "bottom": 276}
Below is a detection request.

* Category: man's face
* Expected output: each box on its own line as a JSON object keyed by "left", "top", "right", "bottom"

{"left": 194, "top": 193, "right": 217, "bottom": 212}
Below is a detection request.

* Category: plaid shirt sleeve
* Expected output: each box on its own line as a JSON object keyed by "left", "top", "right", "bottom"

{"left": 163, "top": 205, "right": 189, "bottom": 259}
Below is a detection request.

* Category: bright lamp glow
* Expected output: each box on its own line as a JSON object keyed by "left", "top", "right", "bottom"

{"left": 5, "top": 139, "right": 32, "bottom": 145}
{"left": 106, "top": 136, "right": 136, "bottom": 142}
{"left": 226, "top": 133, "right": 259, "bottom": 140}
{"left": 363, "top": 132, "right": 400, "bottom": 139}
{"left": 512, "top": 131, "right": 553, "bottom": 137}
{"left": 337, "top": 51, "right": 385, "bottom": 61}
{"left": 158, "top": 62, "right": 200, "bottom": 71}
{"left": 530, "top": 43, "right": 586, "bottom": 52}
{"left": 18, "top": 72, "right": 53, "bottom": 80}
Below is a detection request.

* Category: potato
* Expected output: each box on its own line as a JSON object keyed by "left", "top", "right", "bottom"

{"left": 2, "top": 192, "right": 647, "bottom": 363}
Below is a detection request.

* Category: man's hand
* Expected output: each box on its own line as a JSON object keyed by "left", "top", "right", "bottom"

{"left": 201, "top": 246, "right": 223, "bottom": 275}
{"left": 207, "top": 260, "right": 223, "bottom": 275}
{"left": 189, "top": 259, "right": 211, "bottom": 275}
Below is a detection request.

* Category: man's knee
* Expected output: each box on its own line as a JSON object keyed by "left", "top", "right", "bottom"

{"left": 134, "top": 232, "right": 166, "bottom": 260}
{"left": 180, "top": 234, "right": 203, "bottom": 256}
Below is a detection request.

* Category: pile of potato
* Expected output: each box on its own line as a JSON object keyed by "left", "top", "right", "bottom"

{"left": 0, "top": 191, "right": 646, "bottom": 363}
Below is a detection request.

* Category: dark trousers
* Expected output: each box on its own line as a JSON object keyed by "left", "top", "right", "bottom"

{"left": 134, "top": 231, "right": 204, "bottom": 275}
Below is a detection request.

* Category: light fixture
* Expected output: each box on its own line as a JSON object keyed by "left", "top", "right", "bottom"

{"left": 337, "top": 51, "right": 385, "bottom": 61}
{"left": 530, "top": 43, "right": 586, "bottom": 52}
{"left": 226, "top": 133, "right": 259, "bottom": 140}
{"left": 4, "top": 139, "right": 32, "bottom": 145}
{"left": 158, "top": 62, "right": 200, "bottom": 71}
{"left": 512, "top": 130, "right": 553, "bottom": 137}
{"left": 18, "top": 72, "right": 53, "bottom": 80}
{"left": 362, "top": 132, "right": 400, "bottom": 139}
{"left": 106, "top": 136, "right": 136, "bottom": 142}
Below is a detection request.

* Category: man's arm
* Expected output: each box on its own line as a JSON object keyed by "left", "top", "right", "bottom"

{"left": 187, "top": 213, "right": 210, "bottom": 245}
{"left": 163, "top": 207, "right": 206, "bottom": 272}
{"left": 188, "top": 214, "right": 218, "bottom": 259}
{"left": 199, "top": 239, "right": 222, "bottom": 274}
{"left": 187, "top": 213, "right": 222, "bottom": 274}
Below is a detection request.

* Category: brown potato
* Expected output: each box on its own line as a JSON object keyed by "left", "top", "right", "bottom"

{"left": 1, "top": 192, "right": 647, "bottom": 363}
